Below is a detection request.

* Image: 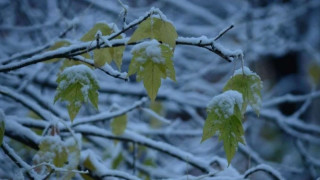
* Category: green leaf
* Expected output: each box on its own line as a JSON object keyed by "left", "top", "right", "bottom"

{"left": 143, "top": 61, "right": 162, "bottom": 101}
{"left": 308, "top": 62, "right": 320, "bottom": 85}
{"left": 201, "top": 90, "right": 244, "bottom": 165}
{"left": 0, "top": 110, "right": 5, "bottom": 146}
{"left": 80, "top": 23, "right": 125, "bottom": 69}
{"left": 54, "top": 65, "right": 99, "bottom": 121}
{"left": 128, "top": 40, "right": 176, "bottom": 100}
{"left": 223, "top": 67, "right": 262, "bottom": 116}
{"left": 45, "top": 40, "right": 71, "bottom": 63}
{"left": 111, "top": 114, "right": 127, "bottom": 136}
{"left": 129, "top": 17, "right": 178, "bottom": 49}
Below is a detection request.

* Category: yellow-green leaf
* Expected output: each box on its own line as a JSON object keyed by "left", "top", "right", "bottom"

{"left": 54, "top": 64, "right": 99, "bottom": 121}
{"left": 111, "top": 114, "right": 127, "bottom": 136}
{"left": 129, "top": 17, "right": 178, "bottom": 49}
{"left": 223, "top": 67, "right": 262, "bottom": 116}
{"left": 80, "top": 23, "right": 125, "bottom": 69}
{"left": 308, "top": 62, "right": 320, "bottom": 85}
{"left": 143, "top": 61, "right": 162, "bottom": 101}
{"left": 128, "top": 40, "right": 176, "bottom": 100}
{"left": 201, "top": 90, "right": 244, "bottom": 165}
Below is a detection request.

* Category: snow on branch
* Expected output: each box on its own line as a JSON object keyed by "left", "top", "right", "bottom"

{"left": 243, "top": 164, "right": 285, "bottom": 180}
{"left": 74, "top": 125, "right": 214, "bottom": 173}
{"left": 1, "top": 142, "right": 37, "bottom": 179}
{"left": 72, "top": 97, "right": 148, "bottom": 126}
{"left": 0, "top": 85, "right": 53, "bottom": 121}
{"left": 4, "top": 119, "right": 41, "bottom": 150}
{"left": 0, "top": 25, "right": 74, "bottom": 65}
{"left": 69, "top": 55, "right": 128, "bottom": 81}
{"left": 80, "top": 150, "right": 141, "bottom": 180}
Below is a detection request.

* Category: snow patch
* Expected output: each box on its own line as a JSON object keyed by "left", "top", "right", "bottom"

{"left": 131, "top": 40, "right": 164, "bottom": 64}
{"left": 207, "top": 90, "right": 243, "bottom": 118}
{"left": 234, "top": 66, "right": 257, "bottom": 76}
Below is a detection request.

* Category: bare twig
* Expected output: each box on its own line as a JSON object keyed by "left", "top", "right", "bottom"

{"left": 214, "top": 24, "right": 234, "bottom": 41}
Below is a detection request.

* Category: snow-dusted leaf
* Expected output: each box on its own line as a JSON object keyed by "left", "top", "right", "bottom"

{"left": 54, "top": 65, "right": 99, "bottom": 121}
{"left": 201, "top": 90, "right": 245, "bottom": 165}
{"left": 33, "top": 135, "right": 80, "bottom": 179}
{"left": 0, "top": 110, "right": 5, "bottom": 146}
{"left": 111, "top": 114, "right": 127, "bottom": 136}
{"left": 128, "top": 17, "right": 178, "bottom": 49}
{"left": 80, "top": 23, "right": 125, "bottom": 69}
{"left": 224, "top": 67, "right": 262, "bottom": 116}
{"left": 128, "top": 40, "right": 176, "bottom": 101}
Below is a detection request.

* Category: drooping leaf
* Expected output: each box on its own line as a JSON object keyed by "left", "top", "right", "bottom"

{"left": 143, "top": 61, "right": 162, "bottom": 101}
{"left": 223, "top": 67, "right": 262, "bottom": 116}
{"left": 0, "top": 110, "right": 5, "bottom": 146}
{"left": 54, "top": 65, "right": 99, "bottom": 121}
{"left": 111, "top": 114, "right": 127, "bottom": 136}
{"left": 308, "top": 62, "right": 320, "bottom": 85}
{"left": 45, "top": 40, "right": 71, "bottom": 63}
{"left": 201, "top": 90, "right": 245, "bottom": 165}
{"left": 128, "top": 40, "right": 176, "bottom": 100}
{"left": 129, "top": 17, "right": 178, "bottom": 49}
{"left": 80, "top": 23, "right": 125, "bottom": 69}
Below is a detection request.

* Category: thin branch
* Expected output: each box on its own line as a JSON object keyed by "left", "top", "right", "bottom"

{"left": 69, "top": 55, "right": 128, "bottom": 81}
{"left": 243, "top": 164, "right": 285, "bottom": 180}
{"left": 0, "top": 85, "right": 53, "bottom": 121}
{"left": 74, "top": 125, "right": 213, "bottom": 173}
{"left": 29, "top": 162, "right": 88, "bottom": 174}
{"left": 0, "top": 25, "right": 74, "bottom": 65}
{"left": 214, "top": 24, "right": 234, "bottom": 41}
{"left": 1, "top": 142, "right": 36, "bottom": 179}
{"left": 0, "top": 10, "right": 239, "bottom": 73}
{"left": 72, "top": 97, "right": 148, "bottom": 127}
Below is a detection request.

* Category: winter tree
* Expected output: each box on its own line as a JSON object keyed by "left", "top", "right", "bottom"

{"left": 0, "top": 0, "right": 319, "bottom": 179}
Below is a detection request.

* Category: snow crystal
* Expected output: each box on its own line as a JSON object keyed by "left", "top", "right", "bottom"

{"left": 131, "top": 40, "right": 164, "bottom": 64}
{"left": 207, "top": 90, "right": 243, "bottom": 118}
{"left": 233, "top": 66, "right": 257, "bottom": 76}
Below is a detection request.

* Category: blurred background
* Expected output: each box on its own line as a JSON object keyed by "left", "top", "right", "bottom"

{"left": 0, "top": 0, "right": 320, "bottom": 179}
